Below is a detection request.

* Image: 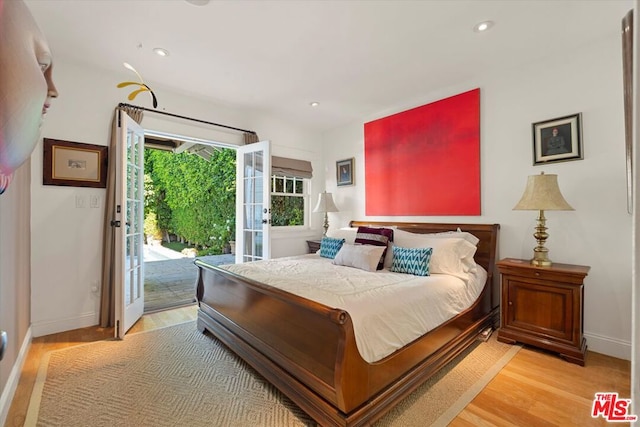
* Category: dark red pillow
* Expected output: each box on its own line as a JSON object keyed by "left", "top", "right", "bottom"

{"left": 354, "top": 226, "right": 394, "bottom": 270}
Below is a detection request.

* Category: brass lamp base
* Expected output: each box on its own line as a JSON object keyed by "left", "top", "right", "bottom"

{"left": 531, "top": 251, "right": 552, "bottom": 267}
{"left": 322, "top": 212, "right": 329, "bottom": 236}
{"left": 530, "top": 209, "right": 552, "bottom": 267}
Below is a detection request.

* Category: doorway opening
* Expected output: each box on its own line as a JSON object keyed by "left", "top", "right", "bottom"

{"left": 141, "top": 132, "right": 237, "bottom": 313}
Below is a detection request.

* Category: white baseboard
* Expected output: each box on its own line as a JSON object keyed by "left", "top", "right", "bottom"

{"left": 585, "top": 331, "right": 631, "bottom": 361}
{"left": 0, "top": 326, "right": 32, "bottom": 427}
{"left": 31, "top": 312, "right": 98, "bottom": 338}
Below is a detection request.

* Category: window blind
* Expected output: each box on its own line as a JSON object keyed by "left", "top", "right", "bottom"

{"left": 272, "top": 156, "right": 313, "bottom": 179}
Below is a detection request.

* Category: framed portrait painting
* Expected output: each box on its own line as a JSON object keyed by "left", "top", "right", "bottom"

{"left": 336, "top": 158, "right": 354, "bottom": 186}
{"left": 532, "top": 113, "right": 583, "bottom": 165}
{"left": 43, "top": 138, "right": 108, "bottom": 188}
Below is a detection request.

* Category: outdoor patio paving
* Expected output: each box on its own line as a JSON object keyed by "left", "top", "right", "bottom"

{"left": 144, "top": 244, "right": 235, "bottom": 313}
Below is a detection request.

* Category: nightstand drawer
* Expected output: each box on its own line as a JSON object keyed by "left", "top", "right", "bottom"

{"left": 498, "top": 258, "right": 589, "bottom": 284}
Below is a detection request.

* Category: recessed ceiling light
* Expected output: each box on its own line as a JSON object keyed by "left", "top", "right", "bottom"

{"left": 153, "top": 48, "right": 169, "bottom": 57}
{"left": 185, "top": 0, "right": 210, "bottom": 5}
{"left": 473, "top": 21, "right": 494, "bottom": 33}
{"left": 309, "top": 102, "right": 320, "bottom": 107}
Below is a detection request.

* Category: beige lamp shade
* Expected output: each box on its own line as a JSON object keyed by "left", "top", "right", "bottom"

{"left": 314, "top": 191, "right": 338, "bottom": 236}
{"left": 513, "top": 172, "right": 574, "bottom": 211}
{"left": 313, "top": 191, "right": 339, "bottom": 213}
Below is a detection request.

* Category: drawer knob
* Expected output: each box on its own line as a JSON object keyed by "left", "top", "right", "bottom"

{"left": 535, "top": 272, "right": 540, "bottom": 276}
{"left": 508, "top": 301, "right": 512, "bottom": 305}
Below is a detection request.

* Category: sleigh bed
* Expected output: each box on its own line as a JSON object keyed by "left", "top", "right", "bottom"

{"left": 195, "top": 221, "right": 500, "bottom": 426}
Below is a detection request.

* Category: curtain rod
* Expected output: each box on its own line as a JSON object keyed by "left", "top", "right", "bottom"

{"left": 118, "top": 102, "right": 257, "bottom": 135}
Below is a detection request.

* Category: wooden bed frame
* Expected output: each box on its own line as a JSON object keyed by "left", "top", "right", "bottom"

{"left": 195, "top": 221, "right": 500, "bottom": 426}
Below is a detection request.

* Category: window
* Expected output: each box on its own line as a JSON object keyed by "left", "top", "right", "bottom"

{"left": 271, "top": 175, "right": 307, "bottom": 227}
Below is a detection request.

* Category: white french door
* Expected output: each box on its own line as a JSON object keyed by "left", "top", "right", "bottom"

{"left": 235, "top": 140, "right": 271, "bottom": 263}
{"left": 114, "top": 111, "right": 145, "bottom": 338}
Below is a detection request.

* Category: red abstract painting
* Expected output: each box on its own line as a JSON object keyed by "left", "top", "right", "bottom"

{"left": 364, "top": 88, "right": 480, "bottom": 216}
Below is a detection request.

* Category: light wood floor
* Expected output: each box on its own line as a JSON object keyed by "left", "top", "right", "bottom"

{"left": 5, "top": 305, "right": 631, "bottom": 427}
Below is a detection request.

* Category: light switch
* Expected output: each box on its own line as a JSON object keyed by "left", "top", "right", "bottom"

{"left": 76, "top": 195, "right": 87, "bottom": 208}
{"left": 90, "top": 195, "right": 100, "bottom": 208}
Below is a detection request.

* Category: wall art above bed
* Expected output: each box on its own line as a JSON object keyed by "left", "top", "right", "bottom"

{"left": 364, "top": 88, "right": 481, "bottom": 216}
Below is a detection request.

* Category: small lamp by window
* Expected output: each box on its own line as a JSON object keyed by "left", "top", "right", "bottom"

{"left": 313, "top": 191, "right": 339, "bottom": 236}
{"left": 513, "top": 172, "right": 574, "bottom": 267}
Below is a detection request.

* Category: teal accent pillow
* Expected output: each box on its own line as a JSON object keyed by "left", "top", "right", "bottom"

{"left": 390, "top": 246, "right": 433, "bottom": 276}
{"left": 320, "top": 237, "right": 345, "bottom": 259}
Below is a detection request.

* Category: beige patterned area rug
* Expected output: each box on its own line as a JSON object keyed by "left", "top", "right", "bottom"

{"left": 26, "top": 322, "right": 520, "bottom": 427}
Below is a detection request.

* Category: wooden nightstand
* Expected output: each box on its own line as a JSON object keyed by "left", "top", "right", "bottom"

{"left": 496, "top": 258, "right": 590, "bottom": 366}
{"left": 306, "top": 239, "right": 321, "bottom": 254}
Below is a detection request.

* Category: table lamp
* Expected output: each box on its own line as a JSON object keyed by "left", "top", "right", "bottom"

{"left": 513, "top": 172, "right": 574, "bottom": 267}
{"left": 313, "top": 191, "right": 339, "bottom": 236}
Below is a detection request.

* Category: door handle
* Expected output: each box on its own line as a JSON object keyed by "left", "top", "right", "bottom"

{"left": 111, "top": 220, "right": 121, "bottom": 227}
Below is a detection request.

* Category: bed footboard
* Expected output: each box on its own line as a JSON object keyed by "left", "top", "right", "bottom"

{"left": 195, "top": 260, "right": 369, "bottom": 417}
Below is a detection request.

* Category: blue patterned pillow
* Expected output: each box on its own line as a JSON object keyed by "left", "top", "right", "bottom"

{"left": 390, "top": 246, "right": 433, "bottom": 276}
{"left": 320, "top": 237, "right": 345, "bottom": 259}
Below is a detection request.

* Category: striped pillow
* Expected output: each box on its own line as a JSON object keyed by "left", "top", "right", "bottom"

{"left": 319, "top": 237, "right": 345, "bottom": 259}
{"left": 390, "top": 246, "right": 433, "bottom": 276}
{"left": 355, "top": 226, "right": 394, "bottom": 270}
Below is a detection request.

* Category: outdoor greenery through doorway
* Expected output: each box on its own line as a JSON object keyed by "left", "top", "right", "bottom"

{"left": 142, "top": 146, "right": 236, "bottom": 313}
{"left": 144, "top": 147, "right": 236, "bottom": 255}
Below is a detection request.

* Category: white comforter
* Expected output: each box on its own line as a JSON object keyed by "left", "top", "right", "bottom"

{"left": 218, "top": 254, "right": 487, "bottom": 363}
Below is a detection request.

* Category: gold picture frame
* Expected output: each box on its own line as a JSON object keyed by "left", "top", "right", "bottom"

{"left": 43, "top": 138, "right": 108, "bottom": 188}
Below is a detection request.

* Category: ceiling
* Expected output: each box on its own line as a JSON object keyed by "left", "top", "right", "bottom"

{"left": 25, "top": 0, "right": 632, "bottom": 133}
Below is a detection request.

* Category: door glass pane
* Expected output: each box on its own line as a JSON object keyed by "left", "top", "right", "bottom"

{"left": 244, "top": 205, "right": 253, "bottom": 231}
{"left": 243, "top": 231, "right": 253, "bottom": 255}
{"left": 255, "top": 177, "right": 263, "bottom": 201}
{"left": 136, "top": 202, "right": 142, "bottom": 234}
{"left": 253, "top": 206, "right": 262, "bottom": 229}
{"left": 244, "top": 178, "right": 253, "bottom": 203}
{"left": 244, "top": 153, "right": 253, "bottom": 177}
{"left": 255, "top": 152, "right": 263, "bottom": 177}
{"left": 131, "top": 268, "right": 138, "bottom": 302}
{"left": 125, "top": 270, "right": 132, "bottom": 305}
{"left": 133, "top": 133, "right": 140, "bottom": 165}
{"left": 254, "top": 232, "right": 263, "bottom": 258}
{"left": 127, "top": 135, "right": 132, "bottom": 163}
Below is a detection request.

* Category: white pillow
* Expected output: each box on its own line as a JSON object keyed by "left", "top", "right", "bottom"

{"left": 332, "top": 243, "right": 386, "bottom": 272}
{"left": 393, "top": 228, "right": 480, "bottom": 246}
{"left": 386, "top": 233, "right": 477, "bottom": 278}
{"left": 326, "top": 227, "right": 358, "bottom": 244}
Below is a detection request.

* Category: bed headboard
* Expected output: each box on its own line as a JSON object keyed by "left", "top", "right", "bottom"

{"left": 349, "top": 221, "right": 500, "bottom": 308}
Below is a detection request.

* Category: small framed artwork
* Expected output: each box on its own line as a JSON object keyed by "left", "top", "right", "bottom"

{"left": 532, "top": 113, "right": 583, "bottom": 165}
{"left": 43, "top": 138, "right": 108, "bottom": 188}
{"left": 336, "top": 158, "right": 354, "bottom": 186}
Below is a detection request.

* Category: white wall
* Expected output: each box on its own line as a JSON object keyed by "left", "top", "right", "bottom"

{"left": 322, "top": 33, "right": 632, "bottom": 360}
{"left": 29, "top": 57, "right": 324, "bottom": 337}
